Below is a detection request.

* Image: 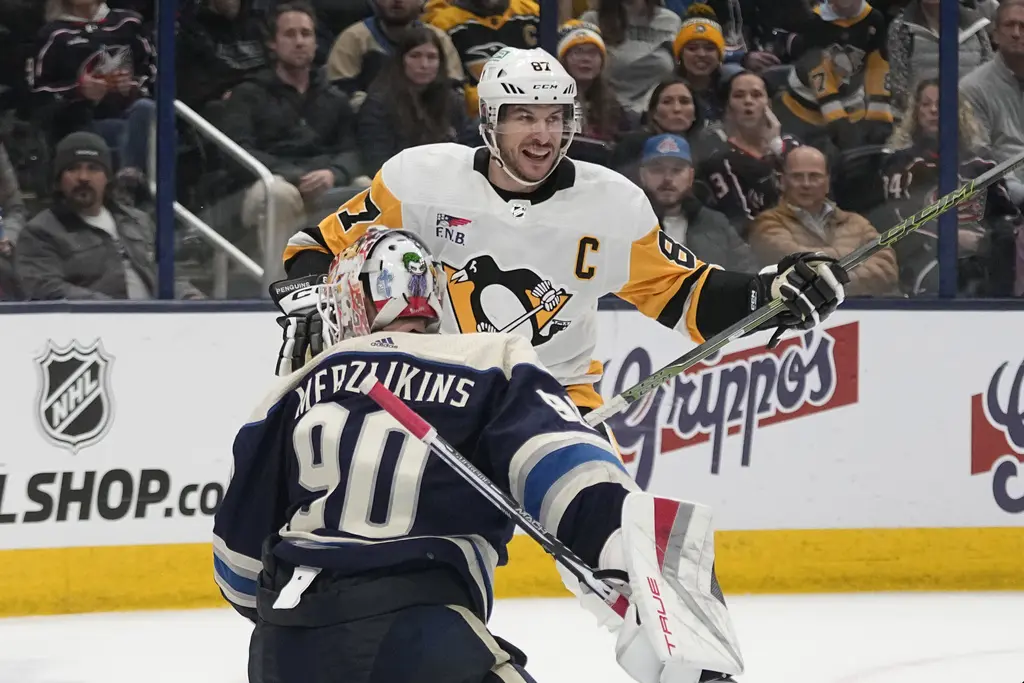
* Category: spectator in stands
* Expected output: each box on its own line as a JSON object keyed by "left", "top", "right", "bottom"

{"left": 0, "top": 142, "right": 27, "bottom": 246}
{"left": 224, "top": 1, "right": 368, "bottom": 280}
{"left": 879, "top": 78, "right": 1020, "bottom": 295}
{"left": 581, "top": 0, "right": 681, "bottom": 114}
{"left": 613, "top": 77, "right": 703, "bottom": 179}
{"left": 426, "top": 0, "right": 540, "bottom": 115}
{"left": 962, "top": 0, "right": 1024, "bottom": 205}
{"left": 701, "top": 0, "right": 801, "bottom": 67}
{"left": 693, "top": 70, "right": 793, "bottom": 235}
{"left": 887, "top": 0, "right": 992, "bottom": 115}
{"left": 175, "top": 0, "right": 269, "bottom": 112}
{"left": 327, "top": 0, "right": 463, "bottom": 110}
{"left": 558, "top": 20, "right": 634, "bottom": 143}
{"left": 0, "top": 0, "right": 44, "bottom": 114}
{"left": 639, "top": 133, "right": 757, "bottom": 271}
{"left": 15, "top": 132, "right": 204, "bottom": 301}
{"left": 0, "top": 142, "right": 25, "bottom": 300}
{"left": 29, "top": 0, "right": 157, "bottom": 191}
{"left": 357, "top": 26, "right": 477, "bottom": 174}
{"left": 310, "top": 0, "right": 375, "bottom": 38}
{"left": 107, "top": 0, "right": 152, "bottom": 28}
{"left": 671, "top": 4, "right": 741, "bottom": 126}
{"left": 773, "top": 0, "right": 893, "bottom": 154}
{"left": 749, "top": 145, "right": 898, "bottom": 295}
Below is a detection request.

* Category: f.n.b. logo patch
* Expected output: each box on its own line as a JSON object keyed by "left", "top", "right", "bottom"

{"left": 35, "top": 340, "right": 115, "bottom": 454}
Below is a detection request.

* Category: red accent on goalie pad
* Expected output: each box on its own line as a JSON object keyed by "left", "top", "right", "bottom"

{"left": 611, "top": 594, "right": 629, "bottom": 618}
{"left": 652, "top": 497, "right": 680, "bottom": 573}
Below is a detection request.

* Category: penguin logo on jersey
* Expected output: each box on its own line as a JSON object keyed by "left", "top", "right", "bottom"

{"left": 443, "top": 255, "right": 572, "bottom": 346}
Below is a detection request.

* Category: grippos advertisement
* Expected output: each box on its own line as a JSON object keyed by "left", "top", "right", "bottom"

{"left": 592, "top": 309, "right": 1023, "bottom": 531}
{"left": 0, "top": 312, "right": 282, "bottom": 550}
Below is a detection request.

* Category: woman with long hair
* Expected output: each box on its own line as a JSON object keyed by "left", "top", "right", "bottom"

{"left": 357, "top": 26, "right": 477, "bottom": 174}
{"left": 557, "top": 20, "right": 634, "bottom": 143}
{"left": 693, "top": 70, "right": 795, "bottom": 234}
{"left": 580, "top": 0, "right": 681, "bottom": 114}
{"left": 612, "top": 77, "right": 704, "bottom": 179}
{"left": 878, "top": 78, "right": 1020, "bottom": 295}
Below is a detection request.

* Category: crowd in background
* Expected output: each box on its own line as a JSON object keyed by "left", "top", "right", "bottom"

{"left": 0, "top": 0, "right": 1023, "bottom": 302}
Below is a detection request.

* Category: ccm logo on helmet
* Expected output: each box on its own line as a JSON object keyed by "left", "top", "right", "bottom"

{"left": 533, "top": 84, "right": 558, "bottom": 89}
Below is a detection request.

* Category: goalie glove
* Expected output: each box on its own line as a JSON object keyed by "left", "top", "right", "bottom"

{"left": 754, "top": 251, "right": 849, "bottom": 349}
{"left": 270, "top": 275, "right": 326, "bottom": 377}
{"left": 559, "top": 493, "right": 744, "bottom": 683}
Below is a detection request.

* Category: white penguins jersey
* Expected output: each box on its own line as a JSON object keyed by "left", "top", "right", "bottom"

{"left": 284, "top": 143, "right": 733, "bottom": 408}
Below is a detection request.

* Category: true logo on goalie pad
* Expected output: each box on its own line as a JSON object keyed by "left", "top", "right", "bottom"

{"left": 34, "top": 340, "right": 115, "bottom": 454}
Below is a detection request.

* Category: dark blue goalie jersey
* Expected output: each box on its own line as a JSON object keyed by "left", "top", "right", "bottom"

{"left": 213, "top": 331, "right": 636, "bottom": 620}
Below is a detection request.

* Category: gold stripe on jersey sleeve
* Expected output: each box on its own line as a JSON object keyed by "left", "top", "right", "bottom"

{"left": 780, "top": 91, "right": 826, "bottom": 126}
{"left": 282, "top": 171, "right": 403, "bottom": 266}
{"left": 616, "top": 226, "right": 708, "bottom": 339}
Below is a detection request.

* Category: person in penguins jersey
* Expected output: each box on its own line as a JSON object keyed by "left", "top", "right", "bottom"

{"left": 275, "top": 46, "right": 850, "bottom": 422}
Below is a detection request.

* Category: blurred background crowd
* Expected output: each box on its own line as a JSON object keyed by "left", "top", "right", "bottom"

{"left": 0, "top": 0, "right": 1022, "bottom": 302}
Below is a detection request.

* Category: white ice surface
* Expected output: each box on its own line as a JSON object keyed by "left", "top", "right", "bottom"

{"left": 0, "top": 593, "right": 1021, "bottom": 683}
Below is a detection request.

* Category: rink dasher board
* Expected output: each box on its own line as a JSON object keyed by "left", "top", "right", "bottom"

{"left": 0, "top": 309, "right": 1021, "bottom": 616}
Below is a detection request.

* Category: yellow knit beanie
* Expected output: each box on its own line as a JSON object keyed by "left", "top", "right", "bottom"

{"left": 673, "top": 3, "right": 726, "bottom": 61}
{"left": 557, "top": 19, "right": 607, "bottom": 61}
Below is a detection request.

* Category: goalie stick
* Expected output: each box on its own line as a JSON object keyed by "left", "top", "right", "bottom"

{"left": 585, "top": 148, "right": 1024, "bottom": 427}
{"left": 356, "top": 375, "right": 630, "bottom": 613}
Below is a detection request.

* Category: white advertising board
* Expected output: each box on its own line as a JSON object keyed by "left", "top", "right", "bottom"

{"left": 0, "top": 308, "right": 1021, "bottom": 555}
{"left": 0, "top": 311, "right": 282, "bottom": 549}
{"left": 593, "top": 309, "right": 1024, "bottom": 529}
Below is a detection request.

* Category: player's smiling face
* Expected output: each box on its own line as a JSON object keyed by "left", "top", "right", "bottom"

{"left": 496, "top": 104, "right": 566, "bottom": 183}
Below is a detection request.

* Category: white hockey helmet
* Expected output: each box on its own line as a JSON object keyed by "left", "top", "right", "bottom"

{"left": 476, "top": 47, "right": 581, "bottom": 187}
{"left": 317, "top": 227, "right": 445, "bottom": 345}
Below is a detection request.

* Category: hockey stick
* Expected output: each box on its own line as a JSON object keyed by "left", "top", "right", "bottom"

{"left": 585, "top": 148, "right": 1024, "bottom": 427}
{"left": 357, "top": 375, "right": 630, "bottom": 612}
{"left": 497, "top": 288, "right": 566, "bottom": 334}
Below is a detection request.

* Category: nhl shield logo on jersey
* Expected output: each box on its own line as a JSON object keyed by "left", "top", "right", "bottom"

{"left": 443, "top": 255, "right": 573, "bottom": 346}
{"left": 34, "top": 340, "right": 115, "bottom": 454}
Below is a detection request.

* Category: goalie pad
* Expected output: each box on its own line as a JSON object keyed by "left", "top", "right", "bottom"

{"left": 617, "top": 493, "right": 743, "bottom": 682}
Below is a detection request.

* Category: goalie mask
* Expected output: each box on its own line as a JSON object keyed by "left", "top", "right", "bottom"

{"left": 477, "top": 47, "right": 581, "bottom": 187}
{"left": 317, "top": 227, "right": 445, "bottom": 345}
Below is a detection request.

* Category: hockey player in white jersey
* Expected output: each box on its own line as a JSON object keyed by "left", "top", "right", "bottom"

{"left": 215, "top": 228, "right": 744, "bottom": 683}
{"left": 274, "top": 47, "right": 849, "bottom": 419}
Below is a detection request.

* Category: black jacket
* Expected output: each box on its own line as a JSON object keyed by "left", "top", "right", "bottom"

{"left": 356, "top": 84, "right": 478, "bottom": 175}
{"left": 175, "top": 4, "right": 268, "bottom": 109}
{"left": 222, "top": 68, "right": 362, "bottom": 186}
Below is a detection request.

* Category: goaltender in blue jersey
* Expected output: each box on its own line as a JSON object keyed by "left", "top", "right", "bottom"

{"left": 214, "top": 228, "right": 744, "bottom": 683}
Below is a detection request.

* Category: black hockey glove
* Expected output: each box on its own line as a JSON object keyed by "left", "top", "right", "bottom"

{"left": 270, "top": 275, "right": 326, "bottom": 377}
{"left": 754, "top": 252, "right": 850, "bottom": 349}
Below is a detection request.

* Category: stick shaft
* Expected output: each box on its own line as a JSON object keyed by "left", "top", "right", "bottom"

{"left": 357, "top": 375, "right": 623, "bottom": 603}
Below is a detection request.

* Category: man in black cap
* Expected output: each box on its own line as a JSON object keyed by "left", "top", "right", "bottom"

{"left": 15, "top": 131, "right": 203, "bottom": 300}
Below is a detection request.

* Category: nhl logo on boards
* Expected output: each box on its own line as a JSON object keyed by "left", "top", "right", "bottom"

{"left": 34, "top": 339, "right": 115, "bottom": 454}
